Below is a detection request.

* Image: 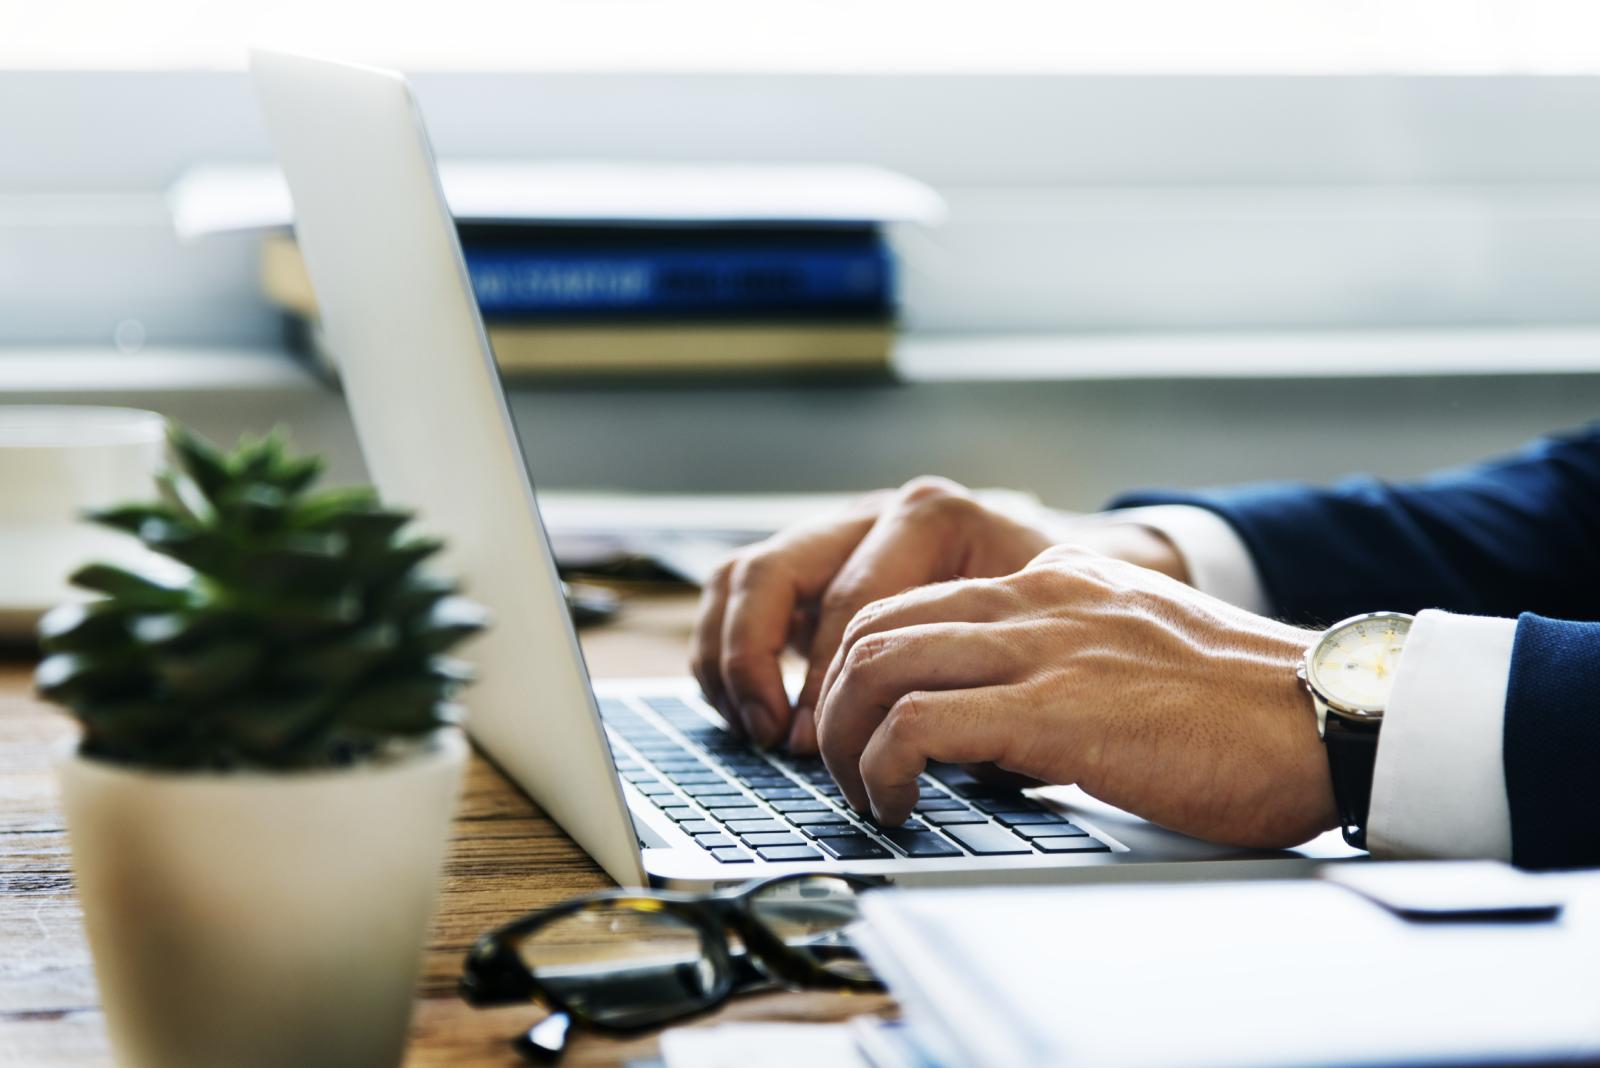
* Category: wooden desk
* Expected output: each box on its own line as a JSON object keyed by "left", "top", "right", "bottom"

{"left": 0, "top": 591, "right": 892, "bottom": 1066}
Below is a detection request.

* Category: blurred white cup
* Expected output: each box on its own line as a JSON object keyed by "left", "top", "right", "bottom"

{"left": 0, "top": 406, "right": 170, "bottom": 634}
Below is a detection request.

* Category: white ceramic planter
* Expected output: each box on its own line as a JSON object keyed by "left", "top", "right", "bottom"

{"left": 58, "top": 729, "right": 467, "bottom": 1068}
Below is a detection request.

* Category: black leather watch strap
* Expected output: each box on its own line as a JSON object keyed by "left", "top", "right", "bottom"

{"left": 1323, "top": 714, "right": 1381, "bottom": 849}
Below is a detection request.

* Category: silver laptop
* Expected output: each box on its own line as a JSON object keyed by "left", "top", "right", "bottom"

{"left": 250, "top": 50, "right": 1356, "bottom": 888}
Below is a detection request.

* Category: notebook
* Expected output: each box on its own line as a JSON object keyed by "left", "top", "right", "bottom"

{"left": 854, "top": 867, "right": 1600, "bottom": 1068}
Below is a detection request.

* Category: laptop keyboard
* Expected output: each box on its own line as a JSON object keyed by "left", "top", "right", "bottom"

{"left": 601, "top": 695, "right": 1111, "bottom": 864}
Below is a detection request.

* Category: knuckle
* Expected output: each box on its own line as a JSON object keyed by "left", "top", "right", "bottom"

{"left": 896, "top": 475, "right": 963, "bottom": 504}
{"left": 1012, "top": 558, "right": 1081, "bottom": 598}
{"left": 707, "top": 558, "right": 736, "bottom": 588}
{"left": 843, "top": 631, "right": 894, "bottom": 675}
{"left": 840, "top": 595, "right": 894, "bottom": 646}
{"left": 884, "top": 692, "right": 931, "bottom": 743}
{"left": 904, "top": 490, "right": 979, "bottom": 526}
{"left": 729, "top": 551, "right": 775, "bottom": 586}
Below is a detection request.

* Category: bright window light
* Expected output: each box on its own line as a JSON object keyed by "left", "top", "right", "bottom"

{"left": 5, "top": 0, "right": 1600, "bottom": 73}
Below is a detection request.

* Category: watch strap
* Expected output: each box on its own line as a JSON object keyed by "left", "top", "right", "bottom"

{"left": 1323, "top": 714, "right": 1380, "bottom": 849}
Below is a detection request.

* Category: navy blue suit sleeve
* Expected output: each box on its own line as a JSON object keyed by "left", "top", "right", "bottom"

{"left": 1504, "top": 614, "right": 1600, "bottom": 870}
{"left": 1110, "top": 423, "right": 1600, "bottom": 627}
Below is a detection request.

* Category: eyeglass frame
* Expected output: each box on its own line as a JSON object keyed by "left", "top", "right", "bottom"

{"left": 458, "top": 872, "right": 887, "bottom": 1033}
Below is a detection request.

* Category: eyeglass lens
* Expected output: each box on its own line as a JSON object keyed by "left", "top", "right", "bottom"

{"left": 747, "top": 875, "right": 874, "bottom": 983}
{"left": 511, "top": 902, "right": 723, "bottom": 1029}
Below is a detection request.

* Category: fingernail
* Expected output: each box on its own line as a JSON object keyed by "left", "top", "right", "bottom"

{"left": 740, "top": 702, "right": 775, "bottom": 746}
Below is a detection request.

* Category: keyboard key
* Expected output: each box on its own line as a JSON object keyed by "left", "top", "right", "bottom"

{"left": 756, "top": 846, "right": 822, "bottom": 862}
{"left": 878, "top": 828, "right": 963, "bottom": 858}
{"left": 972, "top": 797, "right": 1042, "bottom": 815}
{"left": 622, "top": 770, "right": 656, "bottom": 783}
{"left": 803, "top": 822, "right": 866, "bottom": 839}
{"left": 726, "top": 819, "right": 790, "bottom": 836}
{"left": 770, "top": 799, "right": 829, "bottom": 814}
{"left": 670, "top": 773, "right": 724, "bottom": 786}
{"left": 743, "top": 832, "right": 805, "bottom": 848}
{"left": 680, "top": 781, "right": 740, "bottom": 797}
{"left": 707, "top": 806, "right": 763, "bottom": 822}
{"left": 786, "top": 811, "right": 854, "bottom": 826}
{"left": 914, "top": 797, "right": 965, "bottom": 813}
{"left": 1032, "top": 837, "right": 1112, "bottom": 854}
{"left": 635, "top": 782, "right": 675, "bottom": 796}
{"left": 679, "top": 820, "right": 719, "bottom": 836}
{"left": 946, "top": 824, "right": 1031, "bottom": 855}
{"left": 818, "top": 835, "right": 891, "bottom": 860}
{"left": 922, "top": 809, "right": 987, "bottom": 826}
{"left": 693, "top": 793, "right": 749, "bottom": 809}
{"left": 751, "top": 786, "right": 811, "bottom": 802}
{"left": 694, "top": 833, "right": 735, "bottom": 849}
{"left": 659, "top": 806, "right": 700, "bottom": 822}
{"left": 1013, "top": 823, "right": 1089, "bottom": 840}
{"left": 993, "top": 810, "right": 1070, "bottom": 827}
{"left": 711, "top": 848, "right": 753, "bottom": 863}
{"left": 652, "top": 760, "right": 706, "bottom": 774}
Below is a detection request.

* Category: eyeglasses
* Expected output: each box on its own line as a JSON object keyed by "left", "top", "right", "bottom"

{"left": 459, "top": 873, "right": 885, "bottom": 1060}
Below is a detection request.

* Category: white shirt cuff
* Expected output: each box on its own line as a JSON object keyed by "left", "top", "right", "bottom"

{"left": 1367, "top": 609, "right": 1515, "bottom": 860}
{"left": 1104, "top": 505, "right": 1272, "bottom": 615}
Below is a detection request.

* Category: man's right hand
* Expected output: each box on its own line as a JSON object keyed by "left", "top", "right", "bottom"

{"left": 690, "top": 477, "right": 1188, "bottom": 752}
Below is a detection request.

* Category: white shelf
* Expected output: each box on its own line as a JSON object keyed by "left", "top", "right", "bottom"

{"left": 4, "top": 327, "right": 1600, "bottom": 399}
{"left": 0, "top": 347, "right": 318, "bottom": 394}
{"left": 895, "top": 327, "right": 1600, "bottom": 381}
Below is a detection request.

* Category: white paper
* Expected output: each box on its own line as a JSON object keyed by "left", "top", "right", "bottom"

{"left": 168, "top": 161, "right": 947, "bottom": 240}
{"left": 859, "top": 877, "right": 1600, "bottom": 1068}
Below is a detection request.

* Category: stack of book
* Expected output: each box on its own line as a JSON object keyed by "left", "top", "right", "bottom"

{"left": 170, "top": 162, "right": 946, "bottom": 380}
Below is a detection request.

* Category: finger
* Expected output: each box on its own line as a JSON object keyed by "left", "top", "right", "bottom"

{"left": 720, "top": 556, "right": 807, "bottom": 747}
{"left": 690, "top": 564, "right": 737, "bottom": 730}
{"left": 860, "top": 686, "right": 1025, "bottom": 825}
{"left": 816, "top": 621, "right": 1031, "bottom": 813}
{"left": 792, "top": 501, "right": 982, "bottom": 739}
{"left": 712, "top": 508, "right": 884, "bottom": 746}
{"left": 815, "top": 578, "right": 1013, "bottom": 722}
{"left": 785, "top": 702, "right": 818, "bottom": 754}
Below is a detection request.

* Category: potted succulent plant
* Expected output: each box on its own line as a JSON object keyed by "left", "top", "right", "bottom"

{"left": 35, "top": 424, "right": 486, "bottom": 1068}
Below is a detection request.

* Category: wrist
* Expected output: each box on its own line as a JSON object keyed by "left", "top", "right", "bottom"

{"left": 1055, "top": 520, "right": 1192, "bottom": 584}
{"left": 1257, "top": 620, "right": 1342, "bottom": 841}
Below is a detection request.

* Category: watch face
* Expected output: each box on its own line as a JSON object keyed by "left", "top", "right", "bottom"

{"left": 1309, "top": 612, "right": 1413, "bottom": 714}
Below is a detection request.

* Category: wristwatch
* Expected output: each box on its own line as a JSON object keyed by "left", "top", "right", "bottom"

{"left": 1298, "top": 611, "right": 1415, "bottom": 849}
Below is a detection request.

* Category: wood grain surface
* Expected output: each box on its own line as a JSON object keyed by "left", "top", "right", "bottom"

{"left": 0, "top": 590, "right": 892, "bottom": 1066}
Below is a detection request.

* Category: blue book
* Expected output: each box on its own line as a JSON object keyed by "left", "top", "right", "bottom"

{"left": 457, "top": 226, "right": 893, "bottom": 319}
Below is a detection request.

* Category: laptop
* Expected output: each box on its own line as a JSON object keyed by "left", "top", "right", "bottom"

{"left": 249, "top": 51, "right": 1357, "bottom": 888}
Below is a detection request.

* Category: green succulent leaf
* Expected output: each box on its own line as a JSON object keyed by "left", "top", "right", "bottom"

{"left": 33, "top": 422, "right": 487, "bottom": 772}
{"left": 168, "top": 423, "right": 233, "bottom": 505}
{"left": 411, "top": 597, "right": 491, "bottom": 654}
{"left": 36, "top": 652, "right": 152, "bottom": 704}
{"left": 70, "top": 563, "right": 192, "bottom": 609}
{"left": 85, "top": 502, "right": 185, "bottom": 539}
{"left": 37, "top": 602, "right": 133, "bottom": 653}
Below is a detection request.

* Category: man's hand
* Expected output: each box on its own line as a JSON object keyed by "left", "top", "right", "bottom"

{"left": 692, "top": 478, "right": 1047, "bottom": 749}
{"left": 814, "top": 545, "right": 1339, "bottom": 849}
{"left": 691, "top": 478, "right": 1188, "bottom": 751}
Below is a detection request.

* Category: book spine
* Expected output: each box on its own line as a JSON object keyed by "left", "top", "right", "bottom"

{"left": 462, "top": 242, "right": 893, "bottom": 318}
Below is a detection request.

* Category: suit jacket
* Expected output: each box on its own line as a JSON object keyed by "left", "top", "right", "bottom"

{"left": 1113, "top": 423, "right": 1600, "bottom": 869}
